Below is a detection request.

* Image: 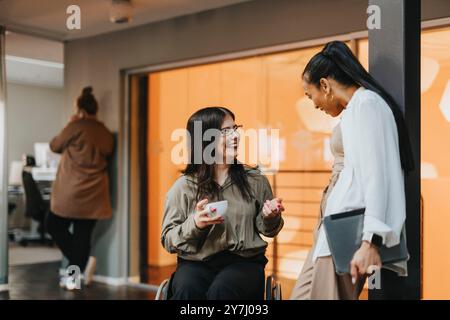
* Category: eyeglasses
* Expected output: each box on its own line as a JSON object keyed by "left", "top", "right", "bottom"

{"left": 220, "top": 124, "right": 243, "bottom": 136}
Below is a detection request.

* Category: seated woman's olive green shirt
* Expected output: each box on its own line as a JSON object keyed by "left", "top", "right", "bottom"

{"left": 161, "top": 169, "right": 284, "bottom": 261}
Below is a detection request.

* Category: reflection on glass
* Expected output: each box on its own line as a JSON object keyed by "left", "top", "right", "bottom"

{"left": 420, "top": 27, "right": 450, "bottom": 299}
{"left": 359, "top": 28, "right": 450, "bottom": 299}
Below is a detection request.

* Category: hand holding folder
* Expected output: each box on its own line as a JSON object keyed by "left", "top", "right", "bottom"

{"left": 322, "top": 208, "right": 409, "bottom": 276}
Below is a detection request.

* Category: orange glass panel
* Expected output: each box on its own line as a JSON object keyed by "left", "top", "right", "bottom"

{"left": 358, "top": 38, "right": 369, "bottom": 71}
{"left": 148, "top": 68, "right": 189, "bottom": 269}
{"left": 357, "top": 29, "right": 450, "bottom": 298}
{"left": 421, "top": 27, "right": 450, "bottom": 299}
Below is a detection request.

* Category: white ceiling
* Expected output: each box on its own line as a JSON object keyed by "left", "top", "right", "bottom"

{"left": 5, "top": 32, "right": 64, "bottom": 88}
{"left": 5, "top": 54, "right": 64, "bottom": 88}
{"left": 5, "top": 32, "right": 63, "bottom": 63}
{"left": 0, "top": 0, "right": 253, "bottom": 41}
{"left": 1, "top": 0, "right": 252, "bottom": 88}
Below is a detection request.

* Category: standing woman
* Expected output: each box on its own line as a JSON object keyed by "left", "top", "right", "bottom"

{"left": 47, "top": 86, "right": 114, "bottom": 290}
{"left": 161, "top": 107, "right": 284, "bottom": 300}
{"left": 290, "top": 41, "right": 414, "bottom": 300}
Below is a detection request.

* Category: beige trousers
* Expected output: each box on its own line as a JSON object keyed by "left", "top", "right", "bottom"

{"left": 289, "top": 171, "right": 365, "bottom": 300}
{"left": 289, "top": 248, "right": 364, "bottom": 300}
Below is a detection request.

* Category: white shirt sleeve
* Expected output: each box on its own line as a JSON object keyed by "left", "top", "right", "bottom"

{"left": 352, "top": 94, "right": 401, "bottom": 246}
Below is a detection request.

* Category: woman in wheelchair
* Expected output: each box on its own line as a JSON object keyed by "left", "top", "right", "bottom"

{"left": 161, "top": 107, "right": 284, "bottom": 300}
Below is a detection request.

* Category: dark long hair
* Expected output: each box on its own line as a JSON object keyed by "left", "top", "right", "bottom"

{"left": 302, "top": 41, "right": 414, "bottom": 173}
{"left": 77, "top": 86, "right": 98, "bottom": 115}
{"left": 182, "top": 107, "right": 253, "bottom": 202}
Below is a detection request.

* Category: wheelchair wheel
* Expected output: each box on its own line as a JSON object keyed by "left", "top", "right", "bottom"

{"left": 155, "top": 279, "right": 170, "bottom": 300}
{"left": 265, "top": 275, "right": 282, "bottom": 300}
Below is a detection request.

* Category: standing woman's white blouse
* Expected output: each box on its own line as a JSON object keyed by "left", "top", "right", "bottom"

{"left": 312, "top": 87, "right": 408, "bottom": 276}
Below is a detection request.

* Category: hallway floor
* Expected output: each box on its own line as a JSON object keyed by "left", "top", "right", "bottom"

{"left": 0, "top": 262, "right": 156, "bottom": 300}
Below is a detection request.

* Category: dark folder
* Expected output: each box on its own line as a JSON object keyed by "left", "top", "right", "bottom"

{"left": 322, "top": 208, "right": 409, "bottom": 275}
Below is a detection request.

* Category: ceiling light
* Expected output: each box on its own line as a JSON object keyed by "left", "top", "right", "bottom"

{"left": 110, "top": 0, "right": 133, "bottom": 24}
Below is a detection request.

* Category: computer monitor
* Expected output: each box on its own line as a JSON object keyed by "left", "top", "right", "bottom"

{"left": 34, "top": 143, "right": 60, "bottom": 168}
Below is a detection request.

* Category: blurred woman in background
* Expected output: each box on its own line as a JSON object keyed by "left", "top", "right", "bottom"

{"left": 46, "top": 86, "right": 114, "bottom": 290}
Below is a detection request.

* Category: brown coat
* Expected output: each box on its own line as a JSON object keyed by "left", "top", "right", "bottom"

{"left": 50, "top": 118, "right": 114, "bottom": 220}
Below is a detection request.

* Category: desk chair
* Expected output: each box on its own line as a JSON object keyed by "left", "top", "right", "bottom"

{"left": 8, "top": 203, "right": 16, "bottom": 215}
{"left": 19, "top": 169, "right": 52, "bottom": 246}
{"left": 7, "top": 203, "right": 17, "bottom": 241}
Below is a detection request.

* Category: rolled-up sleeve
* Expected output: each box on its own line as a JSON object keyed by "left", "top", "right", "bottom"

{"left": 255, "top": 175, "right": 284, "bottom": 238}
{"left": 161, "top": 180, "right": 210, "bottom": 255}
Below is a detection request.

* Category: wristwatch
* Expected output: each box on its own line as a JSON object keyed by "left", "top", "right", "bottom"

{"left": 363, "top": 232, "right": 383, "bottom": 248}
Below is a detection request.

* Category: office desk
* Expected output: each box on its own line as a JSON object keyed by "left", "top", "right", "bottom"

{"left": 31, "top": 167, "right": 56, "bottom": 200}
{"left": 31, "top": 167, "right": 57, "bottom": 182}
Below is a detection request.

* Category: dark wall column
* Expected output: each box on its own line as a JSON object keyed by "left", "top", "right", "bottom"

{"left": 368, "top": 0, "right": 421, "bottom": 299}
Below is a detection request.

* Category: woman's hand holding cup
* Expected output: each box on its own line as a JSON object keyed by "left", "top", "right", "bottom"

{"left": 193, "top": 198, "right": 224, "bottom": 229}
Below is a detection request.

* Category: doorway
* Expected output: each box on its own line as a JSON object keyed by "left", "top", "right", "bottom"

{"left": 127, "top": 44, "right": 343, "bottom": 295}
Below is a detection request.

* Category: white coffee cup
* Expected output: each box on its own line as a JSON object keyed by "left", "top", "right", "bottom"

{"left": 205, "top": 200, "right": 228, "bottom": 218}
